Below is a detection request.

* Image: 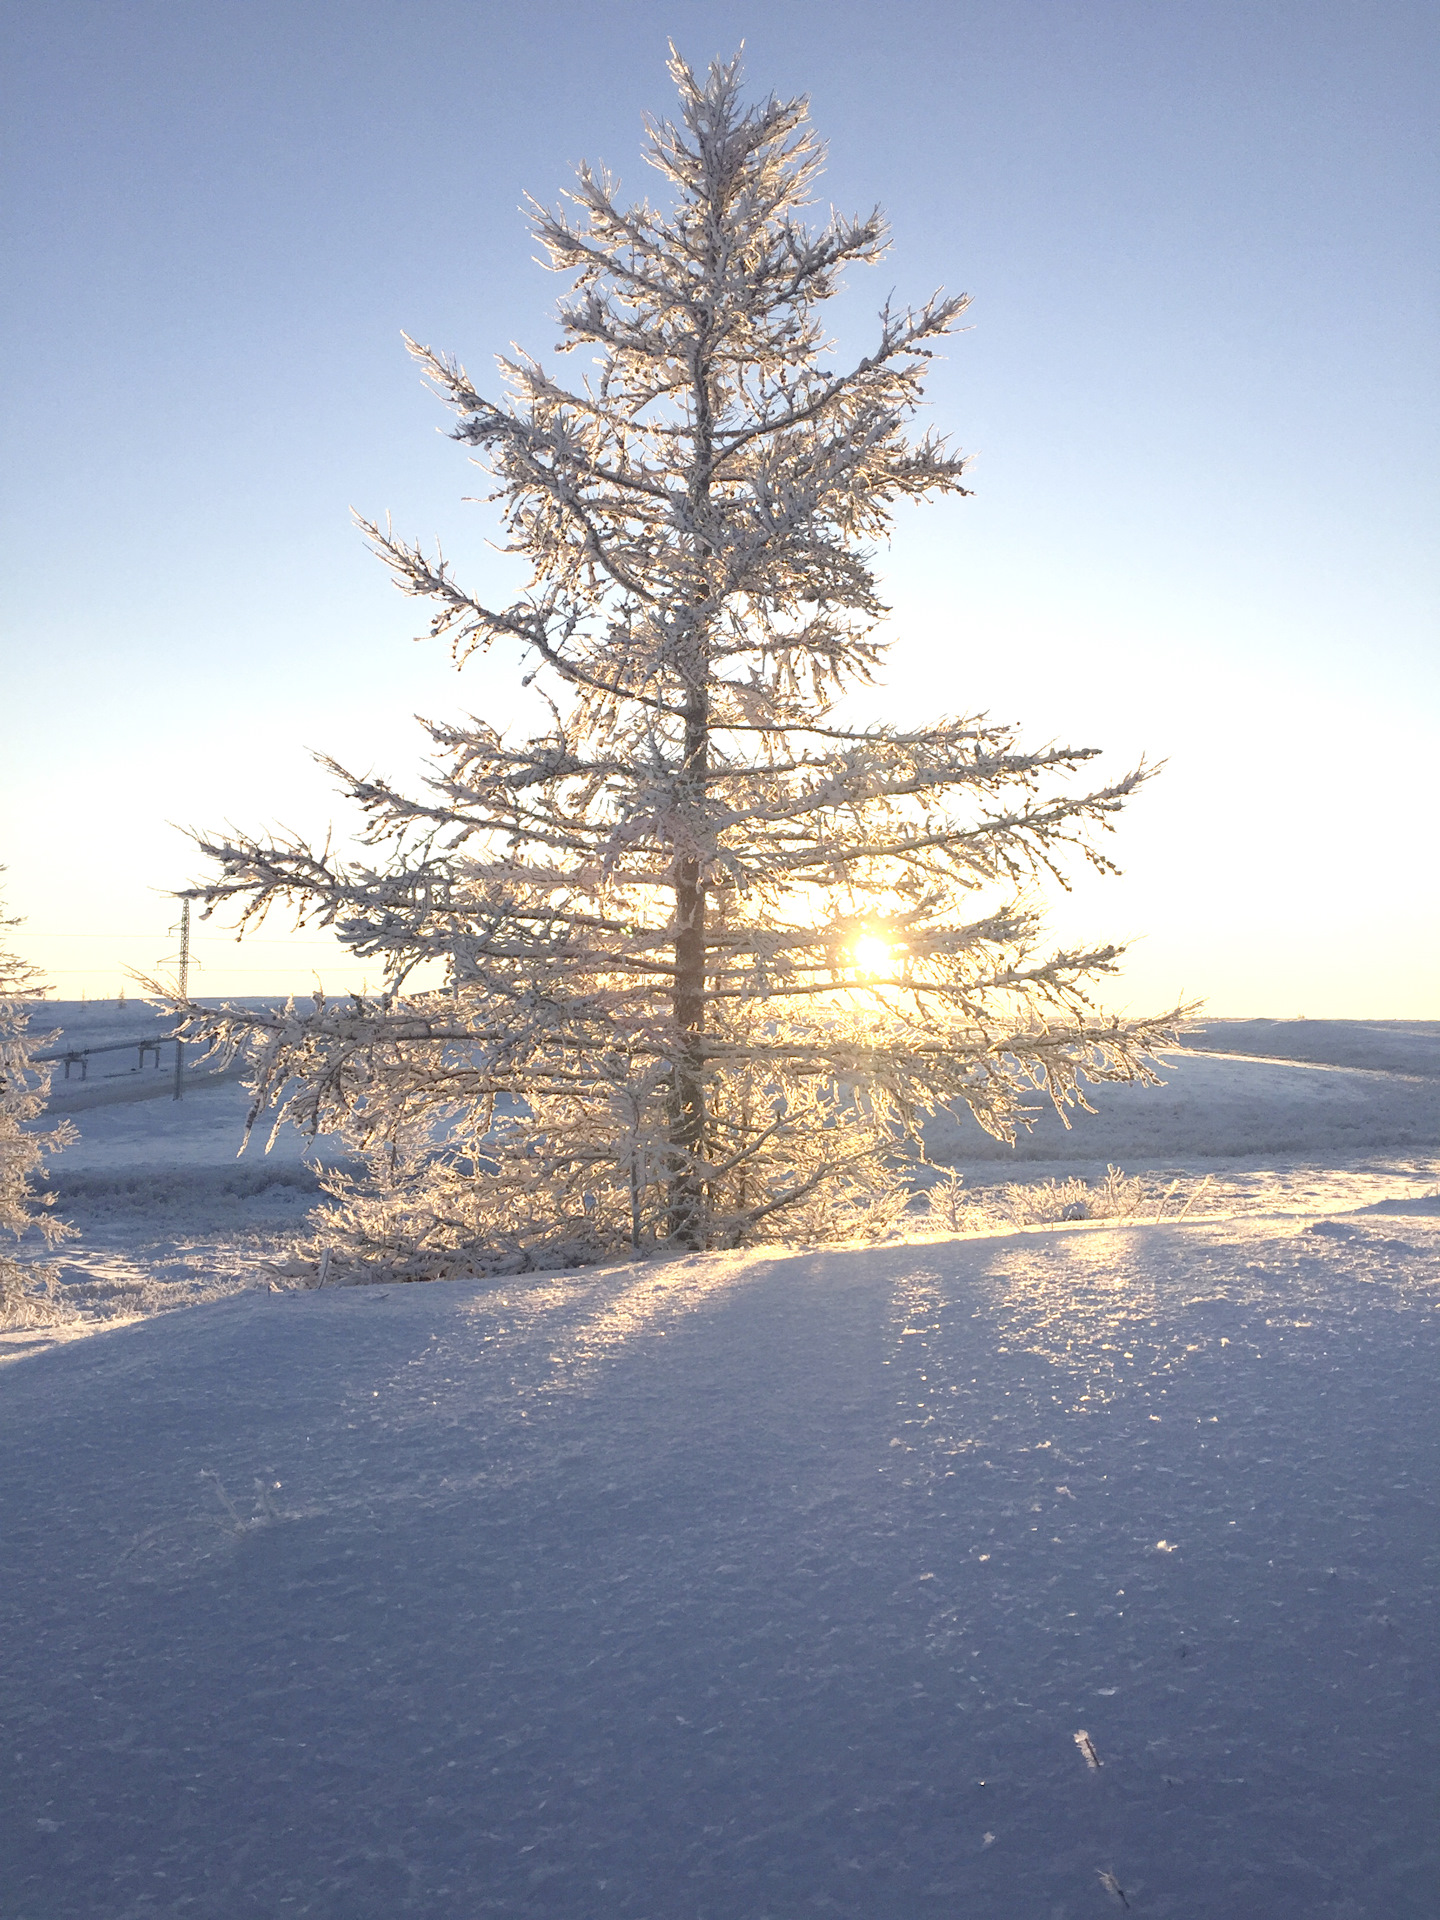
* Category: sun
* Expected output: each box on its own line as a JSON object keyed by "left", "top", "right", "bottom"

{"left": 850, "top": 932, "right": 900, "bottom": 980}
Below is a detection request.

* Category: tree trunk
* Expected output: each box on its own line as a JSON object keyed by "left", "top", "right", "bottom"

{"left": 668, "top": 693, "right": 709, "bottom": 1245}
{"left": 667, "top": 288, "right": 718, "bottom": 1245}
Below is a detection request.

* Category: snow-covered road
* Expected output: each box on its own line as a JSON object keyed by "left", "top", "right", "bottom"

{"left": 4, "top": 1202, "right": 1437, "bottom": 1917}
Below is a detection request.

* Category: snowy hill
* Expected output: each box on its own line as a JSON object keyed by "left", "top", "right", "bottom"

{"left": 2, "top": 1020, "right": 1438, "bottom": 1916}
{"left": 1180, "top": 1016, "right": 1440, "bottom": 1077}
{"left": 930, "top": 1043, "right": 1440, "bottom": 1169}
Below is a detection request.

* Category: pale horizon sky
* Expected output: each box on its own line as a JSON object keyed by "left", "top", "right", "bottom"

{"left": 3, "top": 0, "right": 1436, "bottom": 1015}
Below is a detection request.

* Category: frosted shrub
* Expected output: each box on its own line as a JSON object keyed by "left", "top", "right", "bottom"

{"left": 0, "top": 883, "right": 75, "bottom": 1325}
{"left": 925, "top": 1165, "right": 1165, "bottom": 1234}
{"left": 925, "top": 1171, "right": 972, "bottom": 1234}
{"left": 997, "top": 1166, "right": 1149, "bottom": 1225}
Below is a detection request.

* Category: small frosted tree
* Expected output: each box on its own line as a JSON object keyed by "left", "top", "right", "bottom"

{"left": 0, "top": 886, "right": 74, "bottom": 1322}
{"left": 171, "top": 52, "right": 1179, "bottom": 1279}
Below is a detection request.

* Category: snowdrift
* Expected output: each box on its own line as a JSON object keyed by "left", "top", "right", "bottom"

{"left": 931, "top": 1045, "right": 1440, "bottom": 1167}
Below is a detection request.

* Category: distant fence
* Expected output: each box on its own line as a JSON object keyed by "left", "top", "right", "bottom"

{"left": 32, "top": 1033, "right": 188, "bottom": 1082}
{"left": 33, "top": 1031, "right": 228, "bottom": 1108}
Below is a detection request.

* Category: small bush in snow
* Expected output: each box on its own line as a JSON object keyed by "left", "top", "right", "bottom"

{"left": 925, "top": 1171, "right": 972, "bottom": 1235}
{"left": 996, "top": 1166, "right": 1150, "bottom": 1226}
{"left": 926, "top": 1164, "right": 1185, "bottom": 1232}
{"left": 0, "top": 884, "right": 75, "bottom": 1325}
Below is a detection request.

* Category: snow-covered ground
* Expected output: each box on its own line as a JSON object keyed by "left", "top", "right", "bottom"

{"left": 20, "top": 1000, "right": 351, "bottom": 1318}
{"left": 2, "top": 1021, "right": 1438, "bottom": 1916}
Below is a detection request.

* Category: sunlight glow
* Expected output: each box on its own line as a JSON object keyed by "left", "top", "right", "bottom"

{"left": 850, "top": 932, "right": 901, "bottom": 980}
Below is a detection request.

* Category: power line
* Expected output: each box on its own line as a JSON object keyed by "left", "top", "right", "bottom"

{"left": 9, "top": 932, "right": 358, "bottom": 946}
{"left": 37, "top": 967, "right": 379, "bottom": 977}
{"left": 39, "top": 966, "right": 377, "bottom": 975}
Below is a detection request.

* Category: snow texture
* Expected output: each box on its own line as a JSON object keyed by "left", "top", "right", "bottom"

{"left": 2, "top": 1018, "right": 1438, "bottom": 1916}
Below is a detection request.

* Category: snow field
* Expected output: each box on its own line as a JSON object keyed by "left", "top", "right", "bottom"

{"left": 2, "top": 1196, "right": 1438, "bottom": 1916}
{"left": 3, "top": 1019, "right": 1438, "bottom": 1915}
{"left": 927, "top": 1046, "right": 1440, "bottom": 1167}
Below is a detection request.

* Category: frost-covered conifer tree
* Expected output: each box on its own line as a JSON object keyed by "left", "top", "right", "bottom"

{"left": 171, "top": 52, "right": 1179, "bottom": 1278}
{"left": 0, "top": 886, "right": 74, "bottom": 1321}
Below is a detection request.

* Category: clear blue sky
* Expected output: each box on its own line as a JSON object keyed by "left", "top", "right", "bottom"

{"left": 3, "top": 0, "right": 1435, "bottom": 1014}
